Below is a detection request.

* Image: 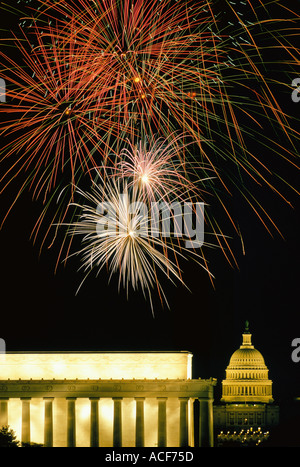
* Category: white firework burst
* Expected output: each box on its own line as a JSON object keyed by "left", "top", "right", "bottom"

{"left": 65, "top": 171, "right": 211, "bottom": 309}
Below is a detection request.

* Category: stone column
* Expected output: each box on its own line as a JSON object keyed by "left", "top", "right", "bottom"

{"left": 90, "top": 398, "right": 100, "bottom": 447}
{"left": 44, "top": 398, "right": 54, "bottom": 447}
{"left": 135, "top": 398, "right": 145, "bottom": 447}
{"left": 21, "top": 397, "right": 31, "bottom": 445}
{"left": 199, "top": 397, "right": 214, "bottom": 447}
{"left": 113, "top": 398, "right": 122, "bottom": 447}
{"left": 157, "top": 397, "right": 167, "bottom": 447}
{"left": 189, "top": 398, "right": 195, "bottom": 447}
{"left": 179, "top": 397, "right": 189, "bottom": 447}
{"left": 0, "top": 398, "right": 8, "bottom": 427}
{"left": 67, "top": 397, "right": 76, "bottom": 447}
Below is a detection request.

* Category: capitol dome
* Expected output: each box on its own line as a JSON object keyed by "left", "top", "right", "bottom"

{"left": 229, "top": 347, "right": 266, "bottom": 368}
{"left": 221, "top": 321, "right": 273, "bottom": 404}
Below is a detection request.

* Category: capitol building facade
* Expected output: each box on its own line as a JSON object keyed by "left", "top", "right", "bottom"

{"left": 214, "top": 322, "right": 279, "bottom": 432}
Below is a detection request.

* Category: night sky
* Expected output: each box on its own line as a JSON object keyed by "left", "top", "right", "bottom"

{"left": 0, "top": 0, "right": 299, "bottom": 446}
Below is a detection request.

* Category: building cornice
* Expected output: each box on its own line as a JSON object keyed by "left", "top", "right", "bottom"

{"left": 0, "top": 378, "right": 217, "bottom": 399}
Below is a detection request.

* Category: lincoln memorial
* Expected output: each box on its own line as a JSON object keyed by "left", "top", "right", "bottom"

{"left": 0, "top": 351, "right": 216, "bottom": 447}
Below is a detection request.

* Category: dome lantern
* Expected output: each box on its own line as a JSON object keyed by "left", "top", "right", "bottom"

{"left": 242, "top": 320, "right": 253, "bottom": 347}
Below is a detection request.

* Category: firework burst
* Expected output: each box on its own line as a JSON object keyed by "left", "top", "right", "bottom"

{"left": 112, "top": 134, "right": 208, "bottom": 203}
{"left": 65, "top": 171, "right": 211, "bottom": 310}
{"left": 0, "top": 26, "right": 129, "bottom": 200}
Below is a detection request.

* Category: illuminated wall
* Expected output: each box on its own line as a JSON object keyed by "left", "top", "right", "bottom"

{"left": 0, "top": 351, "right": 192, "bottom": 380}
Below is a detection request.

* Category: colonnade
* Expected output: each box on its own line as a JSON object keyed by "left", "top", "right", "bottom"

{"left": 0, "top": 396, "right": 214, "bottom": 447}
{"left": 222, "top": 385, "right": 272, "bottom": 396}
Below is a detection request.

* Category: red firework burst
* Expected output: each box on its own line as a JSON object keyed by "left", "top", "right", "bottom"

{"left": 32, "top": 0, "right": 300, "bottom": 227}
{"left": 33, "top": 0, "right": 221, "bottom": 138}
{"left": 0, "top": 21, "right": 132, "bottom": 203}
